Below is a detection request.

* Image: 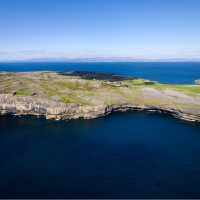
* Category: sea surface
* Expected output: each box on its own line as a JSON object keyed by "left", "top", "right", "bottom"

{"left": 0, "top": 62, "right": 200, "bottom": 198}
{"left": 1, "top": 61, "right": 200, "bottom": 84}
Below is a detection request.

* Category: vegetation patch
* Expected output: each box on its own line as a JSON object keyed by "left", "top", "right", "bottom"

{"left": 15, "top": 89, "right": 33, "bottom": 96}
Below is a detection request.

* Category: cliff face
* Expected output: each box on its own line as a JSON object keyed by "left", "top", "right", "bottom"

{"left": 0, "top": 94, "right": 200, "bottom": 123}
{"left": 0, "top": 94, "right": 80, "bottom": 119}
{"left": 0, "top": 72, "right": 200, "bottom": 123}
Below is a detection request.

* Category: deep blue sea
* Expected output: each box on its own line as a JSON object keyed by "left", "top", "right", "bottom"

{"left": 1, "top": 61, "right": 200, "bottom": 84}
{"left": 0, "top": 62, "right": 200, "bottom": 198}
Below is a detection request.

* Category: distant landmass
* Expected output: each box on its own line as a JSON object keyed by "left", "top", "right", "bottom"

{"left": 28, "top": 57, "right": 200, "bottom": 62}
{"left": 1, "top": 56, "right": 200, "bottom": 63}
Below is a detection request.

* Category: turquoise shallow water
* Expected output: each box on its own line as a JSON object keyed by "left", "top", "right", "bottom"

{"left": 0, "top": 62, "right": 200, "bottom": 198}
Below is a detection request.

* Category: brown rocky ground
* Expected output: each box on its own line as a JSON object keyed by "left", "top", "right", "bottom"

{"left": 0, "top": 72, "right": 200, "bottom": 122}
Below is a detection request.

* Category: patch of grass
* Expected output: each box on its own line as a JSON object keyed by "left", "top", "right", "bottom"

{"left": 55, "top": 81, "right": 81, "bottom": 90}
{"left": 40, "top": 81, "right": 59, "bottom": 97}
{"left": 15, "top": 89, "right": 33, "bottom": 96}
{"left": 125, "top": 79, "right": 156, "bottom": 87}
{"left": 171, "top": 85, "right": 200, "bottom": 94}
{"left": 54, "top": 80, "right": 100, "bottom": 91}
{"left": 150, "top": 84, "right": 200, "bottom": 95}
{"left": 60, "top": 93, "right": 89, "bottom": 105}
{"left": 60, "top": 96, "right": 75, "bottom": 104}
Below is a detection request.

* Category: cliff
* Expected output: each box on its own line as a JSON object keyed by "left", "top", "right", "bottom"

{"left": 0, "top": 72, "right": 200, "bottom": 122}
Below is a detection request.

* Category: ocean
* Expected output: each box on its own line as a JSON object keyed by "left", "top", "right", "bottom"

{"left": 0, "top": 62, "right": 200, "bottom": 198}
{"left": 1, "top": 61, "right": 200, "bottom": 84}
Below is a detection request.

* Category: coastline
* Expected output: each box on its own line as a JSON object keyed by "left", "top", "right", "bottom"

{"left": 1, "top": 97, "right": 200, "bottom": 123}
{"left": 0, "top": 71, "right": 200, "bottom": 123}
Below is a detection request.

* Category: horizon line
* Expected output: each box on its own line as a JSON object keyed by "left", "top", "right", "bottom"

{"left": 0, "top": 56, "right": 200, "bottom": 63}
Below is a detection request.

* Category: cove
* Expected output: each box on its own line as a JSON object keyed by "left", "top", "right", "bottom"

{"left": 0, "top": 112, "right": 200, "bottom": 198}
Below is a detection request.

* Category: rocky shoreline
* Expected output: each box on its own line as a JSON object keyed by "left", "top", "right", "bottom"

{"left": 0, "top": 94, "right": 200, "bottom": 123}
{"left": 0, "top": 72, "right": 200, "bottom": 123}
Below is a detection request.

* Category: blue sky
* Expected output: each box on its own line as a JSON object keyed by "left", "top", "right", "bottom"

{"left": 0, "top": 0, "right": 200, "bottom": 61}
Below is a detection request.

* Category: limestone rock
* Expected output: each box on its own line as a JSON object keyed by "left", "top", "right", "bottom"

{"left": 195, "top": 80, "right": 200, "bottom": 85}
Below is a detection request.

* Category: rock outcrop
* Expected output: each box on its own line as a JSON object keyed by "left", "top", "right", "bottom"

{"left": 195, "top": 80, "right": 200, "bottom": 85}
{"left": 0, "top": 72, "right": 200, "bottom": 123}
{"left": 0, "top": 94, "right": 200, "bottom": 123}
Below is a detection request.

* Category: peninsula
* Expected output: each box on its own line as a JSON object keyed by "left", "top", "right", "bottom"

{"left": 0, "top": 71, "right": 200, "bottom": 122}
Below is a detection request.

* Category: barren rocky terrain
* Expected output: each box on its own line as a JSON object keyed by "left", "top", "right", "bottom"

{"left": 0, "top": 72, "right": 200, "bottom": 122}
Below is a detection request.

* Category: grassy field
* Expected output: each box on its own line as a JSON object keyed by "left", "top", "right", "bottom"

{"left": 0, "top": 72, "right": 200, "bottom": 110}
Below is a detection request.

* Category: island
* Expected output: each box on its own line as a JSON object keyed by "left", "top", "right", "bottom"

{"left": 0, "top": 71, "right": 200, "bottom": 122}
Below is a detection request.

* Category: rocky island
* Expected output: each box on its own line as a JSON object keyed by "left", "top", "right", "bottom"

{"left": 0, "top": 71, "right": 200, "bottom": 122}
